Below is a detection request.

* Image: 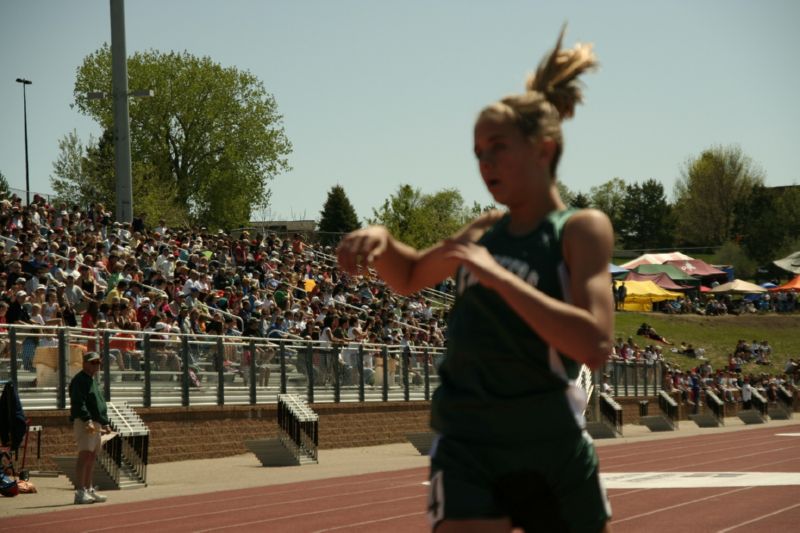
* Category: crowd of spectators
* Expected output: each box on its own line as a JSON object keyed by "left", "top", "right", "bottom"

{"left": 0, "top": 194, "right": 449, "bottom": 382}
{"left": 660, "top": 291, "right": 798, "bottom": 316}
{"left": 611, "top": 325, "right": 798, "bottom": 415}
{"left": 610, "top": 336, "right": 666, "bottom": 364}
{"left": 2, "top": 193, "right": 799, "bottom": 397}
{"left": 663, "top": 364, "right": 794, "bottom": 410}
{"left": 656, "top": 336, "right": 797, "bottom": 416}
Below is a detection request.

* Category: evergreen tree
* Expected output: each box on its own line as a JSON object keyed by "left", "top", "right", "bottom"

{"left": 0, "top": 171, "right": 10, "bottom": 200}
{"left": 318, "top": 185, "right": 360, "bottom": 246}
{"left": 570, "top": 192, "right": 591, "bottom": 208}
{"left": 617, "top": 179, "right": 675, "bottom": 250}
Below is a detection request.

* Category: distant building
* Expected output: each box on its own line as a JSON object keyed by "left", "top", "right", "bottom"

{"left": 233, "top": 220, "right": 317, "bottom": 240}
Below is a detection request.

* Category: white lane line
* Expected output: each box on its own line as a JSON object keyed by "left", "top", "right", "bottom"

{"left": 739, "top": 456, "right": 800, "bottom": 471}
{"left": 601, "top": 429, "right": 797, "bottom": 463}
{"left": 21, "top": 470, "right": 426, "bottom": 528}
{"left": 82, "top": 482, "right": 424, "bottom": 532}
{"left": 312, "top": 511, "right": 426, "bottom": 532}
{"left": 194, "top": 494, "right": 422, "bottom": 532}
{"left": 608, "top": 488, "right": 649, "bottom": 499}
{"left": 601, "top": 434, "right": 771, "bottom": 466}
{"left": 607, "top": 443, "right": 798, "bottom": 473}
{"left": 716, "top": 501, "right": 800, "bottom": 532}
{"left": 612, "top": 487, "right": 752, "bottom": 524}
{"left": 775, "top": 433, "right": 800, "bottom": 437}
{"left": 603, "top": 472, "right": 800, "bottom": 489}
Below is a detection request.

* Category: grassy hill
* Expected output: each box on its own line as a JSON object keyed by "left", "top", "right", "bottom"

{"left": 614, "top": 312, "right": 800, "bottom": 376}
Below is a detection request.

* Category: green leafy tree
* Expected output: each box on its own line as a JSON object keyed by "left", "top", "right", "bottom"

{"left": 0, "top": 171, "right": 11, "bottom": 200}
{"left": 369, "top": 185, "right": 480, "bottom": 249}
{"left": 51, "top": 130, "right": 91, "bottom": 206}
{"left": 70, "top": 45, "right": 292, "bottom": 228}
{"left": 713, "top": 241, "right": 757, "bottom": 279}
{"left": 589, "top": 177, "right": 627, "bottom": 231}
{"left": 52, "top": 129, "right": 186, "bottom": 226}
{"left": 617, "top": 179, "right": 675, "bottom": 250}
{"left": 556, "top": 181, "right": 574, "bottom": 207}
{"left": 674, "top": 145, "right": 764, "bottom": 246}
{"left": 414, "top": 189, "right": 476, "bottom": 246}
{"left": 317, "top": 185, "right": 361, "bottom": 247}
{"left": 733, "top": 184, "right": 800, "bottom": 261}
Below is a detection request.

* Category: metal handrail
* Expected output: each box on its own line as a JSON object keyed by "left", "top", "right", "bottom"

{"left": 599, "top": 392, "right": 623, "bottom": 435}
{"left": 657, "top": 390, "right": 679, "bottom": 428}
{"left": 1, "top": 323, "right": 446, "bottom": 410}
{"left": 751, "top": 388, "right": 769, "bottom": 416}
{"left": 704, "top": 389, "right": 725, "bottom": 424}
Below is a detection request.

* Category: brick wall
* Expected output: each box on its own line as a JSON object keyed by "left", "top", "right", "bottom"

{"left": 14, "top": 392, "right": 796, "bottom": 473}
{"left": 14, "top": 402, "right": 431, "bottom": 472}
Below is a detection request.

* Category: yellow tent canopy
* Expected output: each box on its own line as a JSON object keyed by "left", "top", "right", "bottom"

{"left": 620, "top": 280, "right": 682, "bottom": 312}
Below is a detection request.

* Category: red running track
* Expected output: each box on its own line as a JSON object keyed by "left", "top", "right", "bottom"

{"left": 5, "top": 424, "right": 800, "bottom": 532}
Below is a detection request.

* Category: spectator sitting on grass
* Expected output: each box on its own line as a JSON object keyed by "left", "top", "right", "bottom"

{"left": 637, "top": 323, "right": 672, "bottom": 345}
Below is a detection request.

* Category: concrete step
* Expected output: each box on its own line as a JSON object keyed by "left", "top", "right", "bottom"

{"left": 689, "top": 412, "right": 722, "bottom": 428}
{"left": 640, "top": 415, "right": 676, "bottom": 432}
{"left": 738, "top": 409, "right": 767, "bottom": 425}
{"left": 244, "top": 438, "right": 317, "bottom": 466}
{"left": 585, "top": 421, "right": 618, "bottom": 439}
{"left": 406, "top": 432, "right": 435, "bottom": 455}
{"left": 52, "top": 455, "right": 146, "bottom": 491}
{"left": 768, "top": 405, "right": 792, "bottom": 421}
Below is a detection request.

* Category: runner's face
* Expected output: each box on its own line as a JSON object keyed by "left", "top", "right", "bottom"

{"left": 473, "top": 117, "right": 548, "bottom": 207}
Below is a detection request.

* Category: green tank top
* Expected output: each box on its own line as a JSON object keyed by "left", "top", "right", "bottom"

{"left": 431, "top": 209, "right": 586, "bottom": 443}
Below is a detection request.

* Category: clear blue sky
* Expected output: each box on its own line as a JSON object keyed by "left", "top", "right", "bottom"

{"left": 1, "top": 0, "right": 798, "bottom": 223}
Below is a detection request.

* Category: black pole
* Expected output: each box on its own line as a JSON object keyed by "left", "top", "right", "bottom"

{"left": 57, "top": 329, "right": 67, "bottom": 409}
{"left": 180, "top": 336, "right": 190, "bottom": 407}
{"left": 423, "top": 348, "right": 430, "bottom": 401}
{"left": 248, "top": 340, "right": 257, "bottom": 405}
{"left": 16, "top": 78, "right": 32, "bottom": 206}
{"left": 402, "top": 347, "right": 410, "bottom": 402}
{"left": 9, "top": 328, "right": 18, "bottom": 391}
{"left": 381, "top": 345, "right": 389, "bottom": 402}
{"left": 216, "top": 338, "right": 225, "bottom": 406}
{"left": 357, "top": 344, "right": 365, "bottom": 402}
{"left": 143, "top": 334, "right": 151, "bottom": 407}
{"left": 102, "top": 330, "right": 111, "bottom": 402}
{"left": 332, "top": 345, "right": 341, "bottom": 403}
{"left": 23, "top": 84, "right": 29, "bottom": 205}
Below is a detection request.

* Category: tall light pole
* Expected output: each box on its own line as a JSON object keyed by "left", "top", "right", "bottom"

{"left": 110, "top": 0, "right": 133, "bottom": 223}
{"left": 15, "top": 78, "right": 32, "bottom": 206}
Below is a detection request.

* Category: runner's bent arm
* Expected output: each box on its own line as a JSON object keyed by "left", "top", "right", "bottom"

{"left": 445, "top": 209, "right": 614, "bottom": 369}
{"left": 337, "top": 210, "right": 504, "bottom": 295}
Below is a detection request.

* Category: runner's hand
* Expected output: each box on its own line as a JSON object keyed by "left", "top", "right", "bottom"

{"left": 443, "top": 240, "right": 504, "bottom": 289}
{"left": 337, "top": 226, "right": 389, "bottom": 274}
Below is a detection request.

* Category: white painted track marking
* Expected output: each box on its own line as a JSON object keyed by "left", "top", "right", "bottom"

{"left": 603, "top": 472, "right": 800, "bottom": 489}
{"left": 716, "top": 501, "right": 800, "bottom": 532}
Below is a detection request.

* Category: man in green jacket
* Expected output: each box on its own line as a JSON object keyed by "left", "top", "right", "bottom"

{"left": 69, "top": 351, "right": 111, "bottom": 504}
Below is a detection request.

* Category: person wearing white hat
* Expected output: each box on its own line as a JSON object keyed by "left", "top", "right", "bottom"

{"left": 69, "top": 351, "right": 111, "bottom": 504}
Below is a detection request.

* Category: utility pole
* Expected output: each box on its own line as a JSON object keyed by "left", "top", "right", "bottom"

{"left": 110, "top": 0, "right": 133, "bottom": 223}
